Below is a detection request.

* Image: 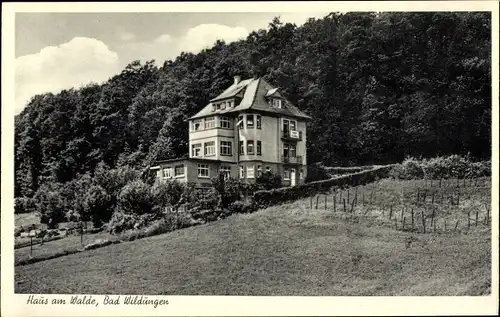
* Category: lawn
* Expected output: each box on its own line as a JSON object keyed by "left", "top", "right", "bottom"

{"left": 14, "top": 178, "right": 491, "bottom": 295}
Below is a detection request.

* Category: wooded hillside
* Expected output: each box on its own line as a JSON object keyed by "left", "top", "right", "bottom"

{"left": 15, "top": 12, "right": 491, "bottom": 198}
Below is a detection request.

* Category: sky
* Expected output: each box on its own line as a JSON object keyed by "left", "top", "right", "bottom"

{"left": 14, "top": 12, "right": 329, "bottom": 114}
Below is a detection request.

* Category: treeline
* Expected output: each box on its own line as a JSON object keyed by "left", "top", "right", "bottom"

{"left": 15, "top": 12, "right": 491, "bottom": 198}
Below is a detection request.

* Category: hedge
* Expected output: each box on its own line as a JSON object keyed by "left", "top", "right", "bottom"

{"left": 254, "top": 165, "right": 395, "bottom": 208}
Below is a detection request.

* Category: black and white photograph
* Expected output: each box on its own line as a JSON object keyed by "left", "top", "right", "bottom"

{"left": 2, "top": 1, "right": 498, "bottom": 316}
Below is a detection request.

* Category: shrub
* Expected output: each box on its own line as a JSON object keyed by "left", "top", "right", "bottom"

{"left": 389, "top": 155, "right": 491, "bottom": 180}
{"left": 33, "top": 183, "right": 67, "bottom": 228}
{"left": 151, "top": 179, "right": 185, "bottom": 209}
{"left": 228, "top": 199, "right": 258, "bottom": 214}
{"left": 107, "top": 212, "right": 158, "bottom": 234}
{"left": 82, "top": 185, "right": 113, "bottom": 227}
{"left": 14, "top": 197, "right": 37, "bottom": 214}
{"left": 256, "top": 171, "right": 282, "bottom": 190}
{"left": 118, "top": 180, "right": 154, "bottom": 215}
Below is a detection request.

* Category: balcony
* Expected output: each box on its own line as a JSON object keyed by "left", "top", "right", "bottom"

{"left": 281, "top": 155, "right": 303, "bottom": 164}
{"left": 281, "top": 129, "right": 302, "bottom": 141}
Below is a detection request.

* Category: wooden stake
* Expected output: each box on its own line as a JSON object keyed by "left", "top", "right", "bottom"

{"left": 389, "top": 205, "right": 393, "bottom": 219}
{"left": 422, "top": 210, "right": 426, "bottom": 234}
{"left": 333, "top": 196, "right": 336, "bottom": 213}
{"left": 467, "top": 211, "right": 471, "bottom": 229}
{"left": 347, "top": 190, "right": 350, "bottom": 205}
{"left": 324, "top": 195, "right": 327, "bottom": 210}
{"left": 402, "top": 216, "right": 406, "bottom": 230}
{"left": 454, "top": 220, "right": 459, "bottom": 232}
{"left": 310, "top": 196, "right": 313, "bottom": 209}
{"left": 343, "top": 199, "right": 346, "bottom": 213}
{"left": 475, "top": 209, "right": 479, "bottom": 227}
{"left": 401, "top": 206, "right": 404, "bottom": 224}
{"left": 411, "top": 208, "right": 414, "bottom": 229}
{"left": 30, "top": 236, "right": 33, "bottom": 257}
{"left": 316, "top": 195, "right": 319, "bottom": 209}
{"left": 457, "top": 190, "right": 460, "bottom": 206}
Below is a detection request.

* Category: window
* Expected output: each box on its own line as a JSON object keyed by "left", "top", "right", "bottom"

{"left": 283, "top": 143, "right": 296, "bottom": 158}
{"left": 219, "top": 166, "right": 231, "bottom": 179}
{"left": 257, "top": 141, "right": 262, "bottom": 156}
{"left": 212, "top": 104, "right": 216, "bottom": 112}
{"left": 197, "top": 164, "right": 210, "bottom": 178}
{"left": 247, "top": 166, "right": 255, "bottom": 179}
{"left": 220, "top": 140, "right": 232, "bottom": 156}
{"left": 256, "top": 115, "right": 261, "bottom": 129}
{"left": 283, "top": 168, "right": 290, "bottom": 180}
{"left": 247, "top": 114, "right": 254, "bottom": 128}
{"left": 192, "top": 119, "right": 202, "bottom": 131}
{"left": 300, "top": 169, "right": 304, "bottom": 180}
{"left": 266, "top": 166, "right": 271, "bottom": 172}
{"left": 282, "top": 119, "right": 297, "bottom": 132}
{"left": 238, "top": 115, "right": 244, "bottom": 129}
{"left": 204, "top": 141, "right": 215, "bottom": 156}
{"left": 247, "top": 140, "right": 254, "bottom": 155}
{"left": 191, "top": 143, "right": 202, "bottom": 157}
{"left": 216, "top": 103, "right": 221, "bottom": 110}
{"left": 162, "top": 167, "right": 172, "bottom": 178}
{"left": 204, "top": 117, "right": 215, "bottom": 129}
{"left": 240, "top": 166, "right": 245, "bottom": 179}
{"left": 221, "top": 102, "right": 226, "bottom": 110}
{"left": 273, "top": 99, "right": 283, "bottom": 108}
{"left": 257, "top": 165, "right": 262, "bottom": 177}
{"left": 219, "top": 116, "right": 231, "bottom": 129}
{"left": 239, "top": 141, "right": 244, "bottom": 155}
{"left": 175, "top": 165, "right": 185, "bottom": 177}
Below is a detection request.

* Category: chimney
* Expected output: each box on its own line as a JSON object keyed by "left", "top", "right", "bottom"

{"left": 233, "top": 75, "right": 241, "bottom": 85}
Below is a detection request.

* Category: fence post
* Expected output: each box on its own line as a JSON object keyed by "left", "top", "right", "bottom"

{"left": 421, "top": 210, "right": 426, "bottom": 234}
{"left": 432, "top": 191, "right": 435, "bottom": 204}
{"left": 411, "top": 208, "right": 414, "bottom": 230}
{"left": 315, "top": 195, "right": 319, "bottom": 209}
{"left": 324, "top": 195, "right": 327, "bottom": 210}
{"left": 310, "top": 196, "right": 313, "bottom": 209}
{"left": 444, "top": 219, "right": 447, "bottom": 232}
{"left": 30, "top": 236, "right": 33, "bottom": 257}
{"left": 401, "top": 206, "right": 404, "bottom": 224}
{"left": 347, "top": 190, "right": 350, "bottom": 205}
{"left": 467, "top": 211, "right": 471, "bottom": 230}
{"left": 343, "top": 199, "right": 346, "bottom": 213}
{"left": 475, "top": 209, "right": 479, "bottom": 227}
{"left": 389, "top": 205, "right": 393, "bottom": 220}
{"left": 402, "top": 217, "right": 406, "bottom": 231}
{"left": 334, "top": 195, "right": 336, "bottom": 213}
{"left": 394, "top": 217, "right": 398, "bottom": 230}
{"left": 454, "top": 220, "right": 459, "bottom": 232}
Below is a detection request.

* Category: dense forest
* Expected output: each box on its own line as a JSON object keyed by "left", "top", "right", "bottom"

{"left": 15, "top": 12, "right": 491, "bottom": 199}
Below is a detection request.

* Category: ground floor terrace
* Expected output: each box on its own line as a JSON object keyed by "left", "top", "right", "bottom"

{"left": 150, "top": 157, "right": 307, "bottom": 188}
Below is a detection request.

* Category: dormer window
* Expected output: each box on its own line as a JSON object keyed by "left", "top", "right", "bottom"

{"left": 272, "top": 99, "right": 284, "bottom": 109}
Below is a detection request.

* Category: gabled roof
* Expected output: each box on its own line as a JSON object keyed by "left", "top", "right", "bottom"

{"left": 189, "top": 77, "right": 312, "bottom": 120}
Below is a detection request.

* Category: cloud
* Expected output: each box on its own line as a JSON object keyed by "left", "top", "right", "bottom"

{"left": 119, "top": 32, "right": 136, "bottom": 41}
{"left": 177, "top": 24, "right": 248, "bottom": 53}
{"left": 155, "top": 34, "right": 173, "bottom": 44}
{"left": 15, "top": 37, "right": 120, "bottom": 114}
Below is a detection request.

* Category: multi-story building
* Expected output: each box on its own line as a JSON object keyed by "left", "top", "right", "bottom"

{"left": 151, "top": 75, "right": 311, "bottom": 188}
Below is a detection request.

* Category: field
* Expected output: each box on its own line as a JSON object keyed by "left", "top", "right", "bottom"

{"left": 15, "top": 177, "right": 491, "bottom": 295}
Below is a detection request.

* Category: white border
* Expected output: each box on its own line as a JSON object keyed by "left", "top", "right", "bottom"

{"left": 2, "top": 1, "right": 499, "bottom": 316}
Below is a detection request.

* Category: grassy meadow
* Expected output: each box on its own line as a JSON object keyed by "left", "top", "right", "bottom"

{"left": 15, "top": 177, "right": 491, "bottom": 295}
